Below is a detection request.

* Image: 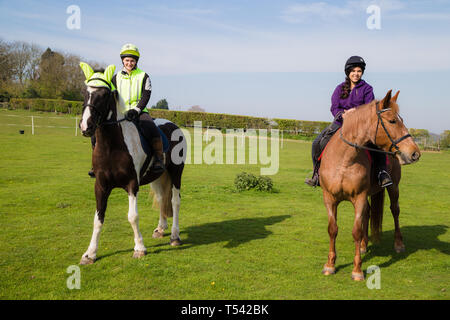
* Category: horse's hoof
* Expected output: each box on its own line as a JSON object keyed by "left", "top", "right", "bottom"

{"left": 351, "top": 272, "right": 365, "bottom": 281}
{"left": 133, "top": 250, "right": 147, "bottom": 258}
{"left": 394, "top": 245, "right": 405, "bottom": 253}
{"left": 170, "top": 238, "right": 182, "bottom": 246}
{"left": 80, "top": 255, "right": 95, "bottom": 265}
{"left": 360, "top": 248, "right": 367, "bottom": 255}
{"left": 152, "top": 230, "right": 164, "bottom": 239}
{"left": 322, "top": 266, "right": 336, "bottom": 275}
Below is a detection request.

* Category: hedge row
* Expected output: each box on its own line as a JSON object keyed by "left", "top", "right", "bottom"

{"left": 149, "top": 109, "right": 330, "bottom": 136}
{"left": 9, "top": 98, "right": 83, "bottom": 115}
{"left": 7, "top": 98, "right": 330, "bottom": 136}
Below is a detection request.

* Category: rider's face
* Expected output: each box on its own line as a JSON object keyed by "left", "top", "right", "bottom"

{"left": 122, "top": 57, "right": 137, "bottom": 72}
{"left": 349, "top": 67, "right": 363, "bottom": 83}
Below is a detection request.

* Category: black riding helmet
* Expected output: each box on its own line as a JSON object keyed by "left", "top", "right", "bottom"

{"left": 345, "top": 56, "right": 366, "bottom": 76}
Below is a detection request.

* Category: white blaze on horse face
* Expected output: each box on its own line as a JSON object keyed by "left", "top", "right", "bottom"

{"left": 81, "top": 87, "right": 97, "bottom": 132}
{"left": 80, "top": 107, "right": 91, "bottom": 132}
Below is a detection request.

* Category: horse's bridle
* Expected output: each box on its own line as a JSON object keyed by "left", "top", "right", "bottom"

{"left": 340, "top": 101, "right": 412, "bottom": 156}
{"left": 82, "top": 78, "right": 125, "bottom": 127}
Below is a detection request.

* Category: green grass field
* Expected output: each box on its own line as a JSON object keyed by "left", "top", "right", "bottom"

{"left": 0, "top": 109, "right": 448, "bottom": 300}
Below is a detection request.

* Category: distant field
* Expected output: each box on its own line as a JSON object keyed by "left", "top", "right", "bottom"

{"left": 0, "top": 109, "right": 448, "bottom": 300}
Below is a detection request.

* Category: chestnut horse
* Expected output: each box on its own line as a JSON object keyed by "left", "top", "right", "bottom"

{"left": 78, "top": 63, "right": 186, "bottom": 264}
{"left": 318, "top": 90, "right": 421, "bottom": 281}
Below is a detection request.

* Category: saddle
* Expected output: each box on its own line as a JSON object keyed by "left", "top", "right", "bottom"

{"left": 133, "top": 120, "right": 169, "bottom": 157}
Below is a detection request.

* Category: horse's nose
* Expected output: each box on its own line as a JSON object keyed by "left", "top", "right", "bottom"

{"left": 411, "top": 151, "right": 420, "bottom": 162}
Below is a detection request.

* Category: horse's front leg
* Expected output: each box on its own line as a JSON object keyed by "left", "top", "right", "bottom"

{"left": 387, "top": 184, "right": 405, "bottom": 253}
{"left": 322, "top": 191, "right": 338, "bottom": 276}
{"left": 351, "top": 195, "right": 368, "bottom": 281}
{"left": 80, "top": 183, "right": 111, "bottom": 265}
{"left": 128, "top": 191, "right": 147, "bottom": 258}
{"left": 360, "top": 199, "right": 370, "bottom": 254}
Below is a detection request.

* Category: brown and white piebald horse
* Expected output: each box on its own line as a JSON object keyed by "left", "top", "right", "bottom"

{"left": 318, "top": 90, "right": 421, "bottom": 281}
{"left": 78, "top": 63, "right": 186, "bottom": 264}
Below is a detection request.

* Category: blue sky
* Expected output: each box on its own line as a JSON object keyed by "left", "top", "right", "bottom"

{"left": 1, "top": 0, "right": 450, "bottom": 133}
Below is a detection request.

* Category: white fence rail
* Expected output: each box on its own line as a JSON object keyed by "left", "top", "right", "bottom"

{"left": 0, "top": 114, "right": 79, "bottom": 136}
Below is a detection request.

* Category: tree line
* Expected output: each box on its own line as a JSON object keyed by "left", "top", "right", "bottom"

{"left": 0, "top": 38, "right": 170, "bottom": 110}
{"left": 0, "top": 38, "right": 105, "bottom": 102}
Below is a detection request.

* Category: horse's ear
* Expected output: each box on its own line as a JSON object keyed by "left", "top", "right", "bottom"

{"left": 392, "top": 90, "right": 400, "bottom": 103}
{"left": 382, "top": 90, "right": 392, "bottom": 109}
{"left": 104, "top": 64, "right": 116, "bottom": 83}
{"left": 80, "top": 62, "right": 94, "bottom": 80}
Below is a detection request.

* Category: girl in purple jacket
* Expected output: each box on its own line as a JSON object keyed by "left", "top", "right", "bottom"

{"left": 305, "top": 56, "right": 392, "bottom": 187}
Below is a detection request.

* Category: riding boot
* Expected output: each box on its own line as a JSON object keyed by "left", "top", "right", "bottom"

{"left": 305, "top": 161, "right": 320, "bottom": 187}
{"left": 372, "top": 152, "right": 393, "bottom": 188}
{"left": 151, "top": 137, "right": 165, "bottom": 174}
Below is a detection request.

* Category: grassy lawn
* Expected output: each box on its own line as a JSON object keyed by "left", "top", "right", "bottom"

{"left": 0, "top": 109, "right": 448, "bottom": 299}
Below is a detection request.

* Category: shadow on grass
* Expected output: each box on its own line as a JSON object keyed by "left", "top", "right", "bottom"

{"left": 95, "top": 215, "right": 291, "bottom": 260}
{"left": 95, "top": 249, "right": 134, "bottom": 262}
{"left": 335, "top": 224, "right": 449, "bottom": 274}
{"left": 150, "top": 214, "right": 291, "bottom": 254}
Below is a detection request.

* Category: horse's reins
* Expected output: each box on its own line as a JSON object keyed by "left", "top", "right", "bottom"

{"left": 339, "top": 101, "right": 412, "bottom": 156}
{"left": 83, "top": 78, "right": 127, "bottom": 126}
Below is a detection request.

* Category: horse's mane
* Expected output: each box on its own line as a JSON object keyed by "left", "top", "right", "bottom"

{"left": 341, "top": 101, "right": 377, "bottom": 140}
{"left": 341, "top": 98, "right": 400, "bottom": 141}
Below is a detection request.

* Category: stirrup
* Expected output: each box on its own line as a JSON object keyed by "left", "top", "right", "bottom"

{"left": 151, "top": 155, "right": 165, "bottom": 172}
{"left": 378, "top": 170, "right": 393, "bottom": 188}
{"left": 88, "top": 169, "right": 95, "bottom": 178}
{"left": 305, "top": 174, "right": 319, "bottom": 187}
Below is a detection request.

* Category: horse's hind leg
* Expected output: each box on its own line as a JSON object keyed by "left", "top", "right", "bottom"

{"left": 170, "top": 186, "right": 181, "bottom": 246}
{"left": 80, "top": 184, "right": 110, "bottom": 265}
{"left": 128, "top": 191, "right": 147, "bottom": 258}
{"left": 387, "top": 184, "right": 405, "bottom": 253}
{"left": 322, "top": 191, "right": 338, "bottom": 276}
{"left": 151, "top": 176, "right": 168, "bottom": 238}
{"left": 169, "top": 164, "right": 183, "bottom": 246}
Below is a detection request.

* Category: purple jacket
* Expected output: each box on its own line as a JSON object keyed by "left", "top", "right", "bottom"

{"left": 330, "top": 80, "right": 375, "bottom": 125}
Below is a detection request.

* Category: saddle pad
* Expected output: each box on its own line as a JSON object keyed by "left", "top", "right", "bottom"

{"left": 153, "top": 118, "right": 171, "bottom": 153}
{"left": 157, "top": 126, "right": 170, "bottom": 153}
{"left": 133, "top": 120, "right": 170, "bottom": 156}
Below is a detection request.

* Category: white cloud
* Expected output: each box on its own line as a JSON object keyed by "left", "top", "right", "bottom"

{"left": 388, "top": 12, "right": 450, "bottom": 20}
{"left": 281, "top": 2, "right": 353, "bottom": 23}
{"left": 281, "top": 0, "right": 408, "bottom": 23}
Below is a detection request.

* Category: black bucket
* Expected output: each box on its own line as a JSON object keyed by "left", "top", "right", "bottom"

{"left": 19, "top": 130, "right": 25, "bottom": 134}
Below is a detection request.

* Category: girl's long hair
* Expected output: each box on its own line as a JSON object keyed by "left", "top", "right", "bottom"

{"left": 340, "top": 77, "right": 351, "bottom": 99}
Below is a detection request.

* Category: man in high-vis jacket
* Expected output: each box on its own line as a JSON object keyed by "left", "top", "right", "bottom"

{"left": 88, "top": 43, "right": 164, "bottom": 178}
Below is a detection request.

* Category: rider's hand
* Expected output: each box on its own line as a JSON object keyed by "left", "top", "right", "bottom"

{"left": 125, "top": 108, "right": 139, "bottom": 121}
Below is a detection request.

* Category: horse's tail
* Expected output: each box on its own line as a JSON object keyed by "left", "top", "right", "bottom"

{"left": 151, "top": 171, "right": 173, "bottom": 218}
{"left": 370, "top": 190, "right": 385, "bottom": 243}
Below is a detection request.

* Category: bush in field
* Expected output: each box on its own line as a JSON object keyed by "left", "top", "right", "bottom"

{"left": 234, "top": 172, "right": 273, "bottom": 192}
{"left": 254, "top": 176, "right": 273, "bottom": 192}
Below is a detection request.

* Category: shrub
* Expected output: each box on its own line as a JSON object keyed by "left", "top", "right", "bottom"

{"left": 255, "top": 176, "right": 273, "bottom": 192}
{"left": 234, "top": 172, "right": 273, "bottom": 192}
{"left": 234, "top": 172, "right": 258, "bottom": 191}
